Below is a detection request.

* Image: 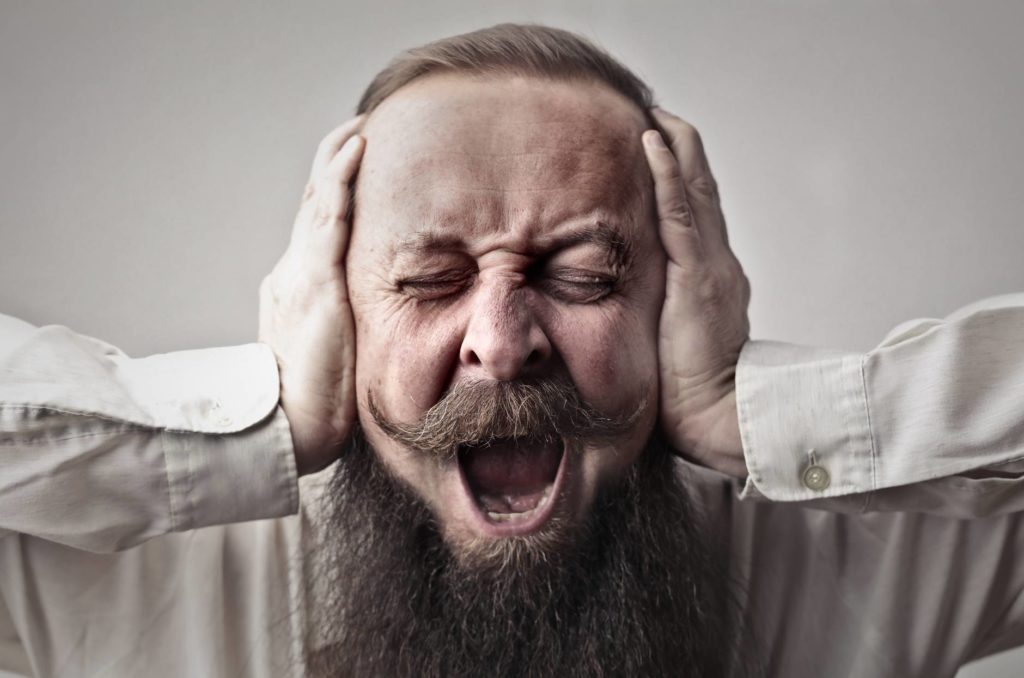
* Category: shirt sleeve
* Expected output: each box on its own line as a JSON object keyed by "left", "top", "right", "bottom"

{"left": 736, "top": 293, "right": 1024, "bottom": 515}
{"left": 0, "top": 315, "right": 299, "bottom": 552}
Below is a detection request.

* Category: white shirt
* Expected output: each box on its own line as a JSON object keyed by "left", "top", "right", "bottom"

{"left": 0, "top": 295, "right": 1022, "bottom": 677}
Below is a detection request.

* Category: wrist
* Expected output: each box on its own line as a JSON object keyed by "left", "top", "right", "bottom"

{"left": 289, "top": 417, "right": 349, "bottom": 477}
{"left": 666, "top": 385, "right": 747, "bottom": 478}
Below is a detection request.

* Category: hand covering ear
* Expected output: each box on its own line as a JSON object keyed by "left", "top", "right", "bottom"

{"left": 643, "top": 108, "right": 750, "bottom": 478}
{"left": 259, "top": 116, "right": 366, "bottom": 475}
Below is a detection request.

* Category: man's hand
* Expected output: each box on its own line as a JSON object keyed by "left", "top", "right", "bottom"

{"left": 259, "top": 117, "right": 365, "bottom": 476}
{"left": 642, "top": 109, "right": 751, "bottom": 478}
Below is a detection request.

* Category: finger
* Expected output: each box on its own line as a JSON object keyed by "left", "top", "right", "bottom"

{"left": 307, "top": 134, "right": 365, "bottom": 266}
{"left": 306, "top": 116, "right": 366, "bottom": 195}
{"left": 643, "top": 129, "right": 704, "bottom": 269}
{"left": 650, "top": 108, "right": 728, "bottom": 254}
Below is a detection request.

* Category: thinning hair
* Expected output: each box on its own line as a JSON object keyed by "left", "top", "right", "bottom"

{"left": 346, "top": 23, "right": 661, "bottom": 222}
{"left": 356, "top": 23, "right": 655, "bottom": 115}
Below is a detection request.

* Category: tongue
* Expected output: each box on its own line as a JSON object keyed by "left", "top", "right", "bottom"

{"left": 462, "top": 438, "right": 562, "bottom": 502}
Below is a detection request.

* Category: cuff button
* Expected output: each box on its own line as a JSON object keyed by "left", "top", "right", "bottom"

{"left": 802, "top": 464, "right": 831, "bottom": 491}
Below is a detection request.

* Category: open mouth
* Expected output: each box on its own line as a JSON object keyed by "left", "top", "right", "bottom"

{"left": 456, "top": 436, "right": 567, "bottom": 534}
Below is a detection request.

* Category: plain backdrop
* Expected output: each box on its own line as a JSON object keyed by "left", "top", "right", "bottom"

{"left": 1, "top": 2, "right": 1021, "bottom": 676}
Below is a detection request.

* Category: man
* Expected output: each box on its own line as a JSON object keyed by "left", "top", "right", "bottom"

{"left": 1, "top": 24, "right": 1023, "bottom": 678}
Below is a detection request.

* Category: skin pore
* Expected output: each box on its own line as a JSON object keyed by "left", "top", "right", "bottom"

{"left": 345, "top": 73, "right": 668, "bottom": 562}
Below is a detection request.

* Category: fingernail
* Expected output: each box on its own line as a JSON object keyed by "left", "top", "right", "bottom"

{"left": 645, "top": 130, "right": 667, "bottom": 149}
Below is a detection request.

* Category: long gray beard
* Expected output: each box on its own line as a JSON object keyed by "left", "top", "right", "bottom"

{"left": 307, "top": 429, "right": 752, "bottom": 678}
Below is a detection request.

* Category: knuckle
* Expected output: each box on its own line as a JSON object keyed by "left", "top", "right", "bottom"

{"left": 273, "top": 275, "right": 315, "bottom": 312}
{"left": 301, "top": 181, "right": 315, "bottom": 203}
{"left": 662, "top": 196, "right": 693, "bottom": 227}
{"left": 688, "top": 171, "right": 719, "bottom": 202}
{"left": 260, "top": 275, "right": 285, "bottom": 308}
{"left": 312, "top": 195, "right": 339, "bottom": 228}
{"left": 720, "top": 264, "right": 752, "bottom": 306}
{"left": 695, "top": 273, "right": 723, "bottom": 304}
{"left": 312, "top": 202, "right": 330, "bottom": 228}
{"left": 728, "top": 272, "right": 746, "bottom": 300}
{"left": 735, "top": 261, "right": 749, "bottom": 284}
{"left": 697, "top": 266, "right": 745, "bottom": 305}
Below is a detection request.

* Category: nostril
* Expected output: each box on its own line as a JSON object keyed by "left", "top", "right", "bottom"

{"left": 525, "top": 348, "right": 542, "bottom": 366}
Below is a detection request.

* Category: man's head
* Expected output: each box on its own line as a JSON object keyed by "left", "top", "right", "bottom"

{"left": 345, "top": 23, "right": 668, "bottom": 564}
{"left": 311, "top": 24, "right": 750, "bottom": 676}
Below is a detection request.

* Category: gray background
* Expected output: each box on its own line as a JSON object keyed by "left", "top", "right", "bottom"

{"left": 0, "top": 2, "right": 1021, "bottom": 675}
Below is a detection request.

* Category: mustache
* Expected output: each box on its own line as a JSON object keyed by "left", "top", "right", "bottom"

{"left": 368, "top": 378, "right": 646, "bottom": 458}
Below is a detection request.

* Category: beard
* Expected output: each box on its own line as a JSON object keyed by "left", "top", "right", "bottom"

{"left": 306, "top": 426, "right": 753, "bottom": 678}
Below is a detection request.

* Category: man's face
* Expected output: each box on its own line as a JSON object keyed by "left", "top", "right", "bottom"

{"left": 346, "top": 73, "right": 665, "bottom": 560}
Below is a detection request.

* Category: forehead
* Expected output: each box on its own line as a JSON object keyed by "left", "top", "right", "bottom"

{"left": 354, "top": 73, "right": 651, "bottom": 250}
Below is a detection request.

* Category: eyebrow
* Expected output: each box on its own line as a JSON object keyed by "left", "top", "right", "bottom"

{"left": 551, "top": 222, "right": 635, "bottom": 270}
{"left": 388, "top": 221, "right": 636, "bottom": 271}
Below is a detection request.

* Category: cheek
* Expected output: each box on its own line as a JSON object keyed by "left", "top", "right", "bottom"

{"left": 353, "top": 298, "right": 465, "bottom": 422}
{"left": 540, "top": 297, "right": 660, "bottom": 416}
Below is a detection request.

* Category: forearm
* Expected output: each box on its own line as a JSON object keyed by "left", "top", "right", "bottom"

{"left": 737, "top": 294, "right": 1024, "bottom": 515}
{"left": 0, "top": 318, "right": 298, "bottom": 552}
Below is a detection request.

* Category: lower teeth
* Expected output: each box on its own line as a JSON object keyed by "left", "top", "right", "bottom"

{"left": 482, "top": 485, "right": 553, "bottom": 522}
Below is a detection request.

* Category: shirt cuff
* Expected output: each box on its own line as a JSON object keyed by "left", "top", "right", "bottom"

{"left": 162, "top": 405, "right": 299, "bottom": 530}
{"left": 736, "top": 340, "right": 875, "bottom": 501}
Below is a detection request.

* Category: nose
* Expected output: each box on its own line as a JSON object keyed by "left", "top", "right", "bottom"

{"left": 459, "top": 281, "right": 552, "bottom": 381}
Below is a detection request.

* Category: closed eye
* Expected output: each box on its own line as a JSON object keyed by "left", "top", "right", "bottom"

{"left": 396, "top": 272, "right": 475, "bottom": 301}
{"left": 539, "top": 269, "right": 618, "bottom": 304}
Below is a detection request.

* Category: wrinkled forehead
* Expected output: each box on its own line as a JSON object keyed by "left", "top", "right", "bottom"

{"left": 355, "top": 74, "right": 652, "bottom": 243}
